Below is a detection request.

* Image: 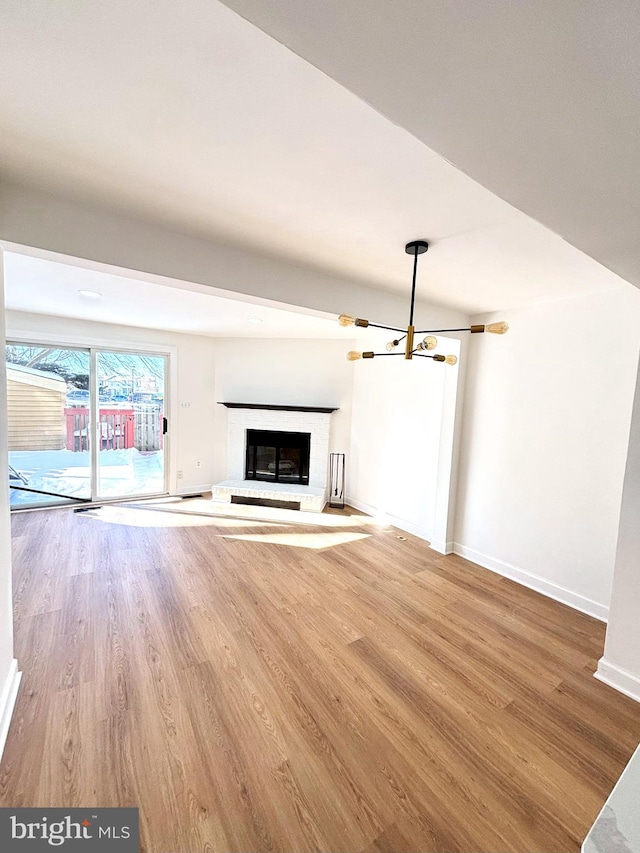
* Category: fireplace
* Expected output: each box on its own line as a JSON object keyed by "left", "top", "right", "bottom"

{"left": 213, "top": 403, "right": 338, "bottom": 512}
{"left": 245, "top": 429, "right": 310, "bottom": 485}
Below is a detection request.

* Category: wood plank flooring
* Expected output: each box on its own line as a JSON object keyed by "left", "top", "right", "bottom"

{"left": 2, "top": 499, "right": 640, "bottom": 852}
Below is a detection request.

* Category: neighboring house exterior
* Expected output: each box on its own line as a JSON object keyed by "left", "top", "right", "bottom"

{"left": 6, "top": 364, "right": 66, "bottom": 451}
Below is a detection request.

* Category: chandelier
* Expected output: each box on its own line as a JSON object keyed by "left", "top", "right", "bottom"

{"left": 339, "top": 240, "right": 508, "bottom": 363}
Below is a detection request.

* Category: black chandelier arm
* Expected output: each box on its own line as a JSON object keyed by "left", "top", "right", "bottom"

{"left": 415, "top": 327, "right": 473, "bottom": 334}
{"left": 387, "top": 334, "right": 408, "bottom": 347}
{"left": 414, "top": 352, "right": 457, "bottom": 364}
{"left": 366, "top": 322, "right": 407, "bottom": 333}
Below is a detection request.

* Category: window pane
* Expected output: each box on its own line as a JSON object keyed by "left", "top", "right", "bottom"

{"left": 7, "top": 343, "right": 91, "bottom": 507}
{"left": 96, "top": 351, "right": 166, "bottom": 498}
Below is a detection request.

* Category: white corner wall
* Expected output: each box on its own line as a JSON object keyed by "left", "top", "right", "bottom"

{"left": 212, "top": 338, "right": 354, "bottom": 485}
{"left": 6, "top": 310, "right": 217, "bottom": 495}
{"left": 348, "top": 357, "right": 442, "bottom": 540}
{"left": 454, "top": 285, "right": 640, "bottom": 620}
{"left": 597, "top": 351, "right": 640, "bottom": 702}
{"left": 347, "top": 328, "right": 463, "bottom": 545}
{"left": 0, "top": 250, "right": 20, "bottom": 759}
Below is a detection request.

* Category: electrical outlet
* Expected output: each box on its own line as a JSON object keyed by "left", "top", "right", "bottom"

{"left": 196, "top": 460, "right": 201, "bottom": 468}
{"left": 177, "top": 470, "right": 183, "bottom": 479}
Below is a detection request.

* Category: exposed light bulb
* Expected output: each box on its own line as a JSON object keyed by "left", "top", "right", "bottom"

{"left": 339, "top": 314, "right": 356, "bottom": 327}
{"left": 486, "top": 321, "right": 509, "bottom": 335}
{"left": 386, "top": 339, "right": 400, "bottom": 351}
{"left": 444, "top": 355, "right": 458, "bottom": 365}
{"left": 347, "top": 351, "right": 362, "bottom": 361}
{"left": 416, "top": 335, "right": 438, "bottom": 352}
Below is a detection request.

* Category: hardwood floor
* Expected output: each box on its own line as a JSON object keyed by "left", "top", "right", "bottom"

{"left": 2, "top": 499, "right": 640, "bottom": 852}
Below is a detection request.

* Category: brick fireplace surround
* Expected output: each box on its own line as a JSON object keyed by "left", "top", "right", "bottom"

{"left": 211, "top": 403, "right": 337, "bottom": 512}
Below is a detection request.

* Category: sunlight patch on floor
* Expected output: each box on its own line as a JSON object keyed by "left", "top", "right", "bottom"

{"left": 133, "top": 496, "right": 384, "bottom": 529}
{"left": 218, "top": 531, "right": 371, "bottom": 549}
{"left": 85, "top": 506, "right": 273, "bottom": 529}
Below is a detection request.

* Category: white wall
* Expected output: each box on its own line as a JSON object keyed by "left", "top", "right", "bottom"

{"left": 0, "top": 249, "right": 20, "bottom": 757}
{"left": 454, "top": 285, "right": 640, "bottom": 619}
{"left": 347, "top": 328, "right": 462, "bottom": 544}
{"left": 349, "top": 356, "right": 442, "bottom": 539}
{"left": 0, "top": 180, "right": 463, "bottom": 333}
{"left": 6, "top": 310, "right": 217, "bottom": 495}
{"left": 597, "top": 354, "right": 640, "bottom": 701}
{"left": 0, "top": 262, "right": 13, "bottom": 673}
{"left": 0, "top": 249, "right": 19, "bottom": 757}
{"left": 212, "top": 338, "right": 354, "bottom": 485}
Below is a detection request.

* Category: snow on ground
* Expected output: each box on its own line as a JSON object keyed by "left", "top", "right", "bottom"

{"left": 9, "top": 448, "right": 164, "bottom": 506}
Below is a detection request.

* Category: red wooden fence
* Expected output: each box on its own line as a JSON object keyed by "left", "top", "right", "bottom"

{"left": 65, "top": 407, "right": 163, "bottom": 452}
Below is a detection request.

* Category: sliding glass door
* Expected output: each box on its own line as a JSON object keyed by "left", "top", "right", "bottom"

{"left": 7, "top": 341, "right": 168, "bottom": 508}
{"left": 95, "top": 350, "right": 166, "bottom": 500}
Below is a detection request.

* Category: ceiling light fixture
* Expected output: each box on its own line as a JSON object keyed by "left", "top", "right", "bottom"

{"left": 77, "top": 289, "right": 102, "bottom": 298}
{"left": 340, "top": 240, "right": 508, "bottom": 365}
{"left": 246, "top": 316, "right": 263, "bottom": 324}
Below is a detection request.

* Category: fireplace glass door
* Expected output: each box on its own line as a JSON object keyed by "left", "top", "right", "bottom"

{"left": 246, "top": 429, "right": 310, "bottom": 485}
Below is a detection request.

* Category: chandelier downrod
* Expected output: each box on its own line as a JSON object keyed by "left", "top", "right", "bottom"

{"left": 405, "top": 239, "right": 428, "bottom": 328}
{"left": 409, "top": 247, "right": 419, "bottom": 327}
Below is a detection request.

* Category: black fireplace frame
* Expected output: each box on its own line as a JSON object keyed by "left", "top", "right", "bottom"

{"left": 245, "top": 429, "right": 311, "bottom": 485}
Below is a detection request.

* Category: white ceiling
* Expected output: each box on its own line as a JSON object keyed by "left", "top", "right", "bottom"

{"left": 3, "top": 252, "right": 355, "bottom": 339}
{"left": 0, "top": 0, "right": 633, "bottom": 315}
{"left": 220, "top": 0, "right": 640, "bottom": 292}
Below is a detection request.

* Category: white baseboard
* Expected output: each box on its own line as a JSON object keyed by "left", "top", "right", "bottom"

{"left": 430, "top": 539, "right": 454, "bottom": 555}
{"left": 453, "top": 542, "right": 609, "bottom": 622}
{"left": 595, "top": 659, "right": 640, "bottom": 703}
{"left": 343, "top": 500, "right": 608, "bottom": 622}
{"left": 0, "top": 659, "right": 21, "bottom": 761}
{"left": 346, "top": 496, "right": 433, "bottom": 544}
{"left": 175, "top": 483, "right": 211, "bottom": 496}
{"left": 345, "top": 496, "right": 376, "bottom": 516}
